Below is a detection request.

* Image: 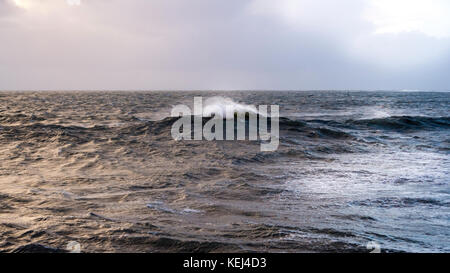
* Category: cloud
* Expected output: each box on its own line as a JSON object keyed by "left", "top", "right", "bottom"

{"left": 0, "top": 0, "right": 18, "bottom": 16}
{"left": 248, "top": 0, "right": 450, "bottom": 69}
{"left": 366, "top": 0, "right": 450, "bottom": 39}
{"left": 247, "top": 0, "right": 369, "bottom": 35}
{"left": 0, "top": 0, "right": 448, "bottom": 90}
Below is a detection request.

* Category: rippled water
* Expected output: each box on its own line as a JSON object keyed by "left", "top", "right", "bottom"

{"left": 0, "top": 91, "right": 448, "bottom": 253}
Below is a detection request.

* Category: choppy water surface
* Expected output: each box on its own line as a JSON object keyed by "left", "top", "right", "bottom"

{"left": 0, "top": 91, "right": 448, "bottom": 252}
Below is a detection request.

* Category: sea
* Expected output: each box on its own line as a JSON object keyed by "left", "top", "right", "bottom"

{"left": 0, "top": 91, "right": 448, "bottom": 252}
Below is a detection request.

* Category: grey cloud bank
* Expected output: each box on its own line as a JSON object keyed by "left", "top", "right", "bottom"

{"left": 0, "top": 0, "right": 449, "bottom": 90}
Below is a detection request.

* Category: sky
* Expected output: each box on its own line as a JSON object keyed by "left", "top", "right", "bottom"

{"left": 0, "top": 0, "right": 449, "bottom": 90}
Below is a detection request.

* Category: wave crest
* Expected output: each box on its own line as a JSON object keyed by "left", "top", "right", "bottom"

{"left": 203, "top": 97, "right": 259, "bottom": 118}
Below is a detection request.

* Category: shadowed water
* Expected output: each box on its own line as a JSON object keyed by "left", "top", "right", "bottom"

{"left": 0, "top": 91, "right": 448, "bottom": 252}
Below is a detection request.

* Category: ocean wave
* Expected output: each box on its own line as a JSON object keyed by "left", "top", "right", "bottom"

{"left": 348, "top": 116, "right": 450, "bottom": 131}
{"left": 145, "top": 115, "right": 354, "bottom": 139}
{"left": 351, "top": 197, "right": 449, "bottom": 208}
{"left": 203, "top": 96, "right": 259, "bottom": 118}
{"left": 309, "top": 115, "right": 450, "bottom": 131}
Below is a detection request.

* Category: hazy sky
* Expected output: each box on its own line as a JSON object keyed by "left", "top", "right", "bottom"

{"left": 0, "top": 0, "right": 449, "bottom": 90}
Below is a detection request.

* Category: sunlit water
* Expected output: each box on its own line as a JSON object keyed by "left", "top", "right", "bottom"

{"left": 0, "top": 91, "right": 448, "bottom": 252}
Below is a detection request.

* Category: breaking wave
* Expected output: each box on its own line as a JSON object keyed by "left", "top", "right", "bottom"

{"left": 202, "top": 96, "right": 259, "bottom": 118}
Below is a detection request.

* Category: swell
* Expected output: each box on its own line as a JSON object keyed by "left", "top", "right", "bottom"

{"left": 1, "top": 115, "right": 353, "bottom": 139}
{"left": 142, "top": 115, "right": 355, "bottom": 139}
{"left": 312, "top": 116, "right": 450, "bottom": 131}
{"left": 146, "top": 115, "right": 450, "bottom": 138}
{"left": 5, "top": 114, "right": 444, "bottom": 164}
{"left": 351, "top": 197, "right": 450, "bottom": 208}
{"left": 9, "top": 115, "right": 447, "bottom": 143}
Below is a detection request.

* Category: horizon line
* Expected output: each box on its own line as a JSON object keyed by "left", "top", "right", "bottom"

{"left": 1, "top": 89, "right": 449, "bottom": 92}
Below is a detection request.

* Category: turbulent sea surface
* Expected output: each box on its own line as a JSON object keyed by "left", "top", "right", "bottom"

{"left": 0, "top": 91, "right": 449, "bottom": 253}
